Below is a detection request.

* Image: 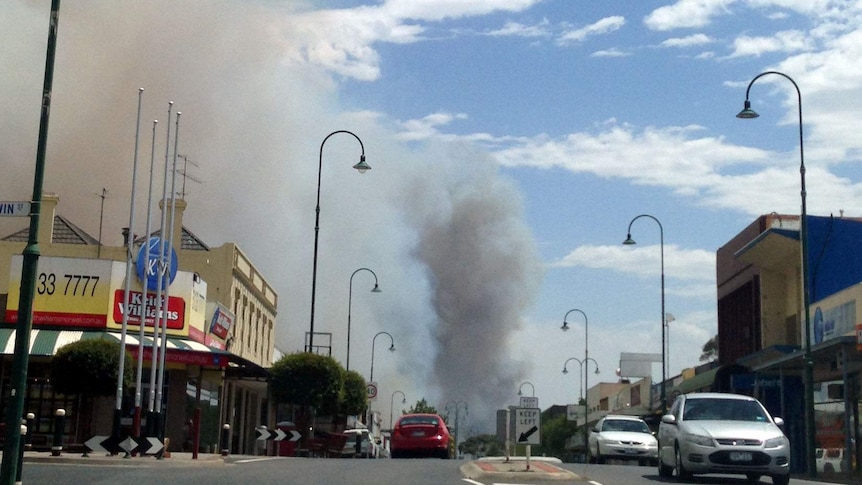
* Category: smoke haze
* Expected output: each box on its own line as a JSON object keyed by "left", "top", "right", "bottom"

{"left": 0, "top": 1, "right": 543, "bottom": 431}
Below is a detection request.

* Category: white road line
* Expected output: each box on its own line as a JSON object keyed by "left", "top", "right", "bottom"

{"left": 234, "top": 457, "right": 282, "bottom": 464}
{"left": 461, "top": 479, "right": 483, "bottom": 485}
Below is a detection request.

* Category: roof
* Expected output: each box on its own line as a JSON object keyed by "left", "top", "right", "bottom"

{"left": 134, "top": 227, "right": 209, "bottom": 251}
{"left": 2, "top": 215, "right": 101, "bottom": 245}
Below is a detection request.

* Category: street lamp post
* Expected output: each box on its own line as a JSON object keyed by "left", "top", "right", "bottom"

{"left": 0, "top": 2, "right": 61, "bottom": 483}
{"left": 562, "top": 309, "right": 590, "bottom": 419}
{"left": 737, "top": 70, "right": 815, "bottom": 477}
{"left": 307, "top": 130, "right": 371, "bottom": 353}
{"left": 390, "top": 390, "right": 406, "bottom": 429}
{"left": 370, "top": 331, "right": 395, "bottom": 382}
{"left": 517, "top": 381, "right": 535, "bottom": 397}
{"left": 623, "top": 214, "right": 667, "bottom": 414}
{"left": 444, "top": 400, "right": 468, "bottom": 459}
{"left": 563, "top": 357, "right": 599, "bottom": 455}
{"left": 347, "top": 268, "right": 381, "bottom": 371}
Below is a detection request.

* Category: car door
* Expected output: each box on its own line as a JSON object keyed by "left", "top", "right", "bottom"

{"left": 658, "top": 397, "right": 682, "bottom": 465}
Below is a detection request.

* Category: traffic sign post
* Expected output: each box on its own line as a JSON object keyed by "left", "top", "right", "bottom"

{"left": 366, "top": 382, "right": 378, "bottom": 401}
{"left": 515, "top": 407, "right": 541, "bottom": 471}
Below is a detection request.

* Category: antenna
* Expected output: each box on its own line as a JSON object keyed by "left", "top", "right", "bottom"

{"left": 96, "top": 188, "right": 108, "bottom": 256}
{"left": 176, "top": 154, "right": 203, "bottom": 199}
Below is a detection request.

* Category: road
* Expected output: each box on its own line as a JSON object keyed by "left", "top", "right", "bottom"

{"left": 20, "top": 456, "right": 848, "bottom": 485}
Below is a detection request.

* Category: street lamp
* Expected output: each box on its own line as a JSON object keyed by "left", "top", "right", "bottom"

{"left": 517, "top": 381, "right": 535, "bottom": 397}
{"left": 390, "top": 390, "right": 406, "bottom": 429}
{"left": 370, "top": 331, "right": 395, "bottom": 382}
{"left": 737, "top": 70, "right": 815, "bottom": 477}
{"left": 444, "top": 400, "right": 468, "bottom": 459}
{"left": 307, "top": 130, "right": 371, "bottom": 353}
{"left": 562, "top": 309, "right": 589, "bottom": 408}
{"left": 563, "top": 357, "right": 599, "bottom": 454}
{"left": 623, "top": 214, "right": 667, "bottom": 414}
{"left": 347, "top": 267, "right": 381, "bottom": 371}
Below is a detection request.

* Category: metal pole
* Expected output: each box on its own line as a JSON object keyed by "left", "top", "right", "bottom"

{"left": 0, "top": 2, "right": 61, "bottom": 482}
{"left": 308, "top": 131, "right": 368, "bottom": 352}
{"left": 347, "top": 267, "right": 380, "bottom": 370}
{"left": 739, "top": 70, "right": 815, "bottom": 477}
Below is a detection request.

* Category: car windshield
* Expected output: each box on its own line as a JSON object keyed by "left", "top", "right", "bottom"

{"left": 683, "top": 398, "right": 769, "bottom": 422}
{"left": 602, "top": 419, "right": 650, "bottom": 433}
{"left": 400, "top": 416, "right": 439, "bottom": 426}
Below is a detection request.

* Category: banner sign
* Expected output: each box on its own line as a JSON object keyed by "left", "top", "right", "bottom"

{"left": 111, "top": 290, "right": 185, "bottom": 329}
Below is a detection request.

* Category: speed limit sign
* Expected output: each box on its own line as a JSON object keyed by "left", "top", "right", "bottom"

{"left": 366, "top": 382, "right": 378, "bottom": 401}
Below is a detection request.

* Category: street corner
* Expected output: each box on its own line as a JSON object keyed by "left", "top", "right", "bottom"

{"left": 461, "top": 458, "right": 582, "bottom": 482}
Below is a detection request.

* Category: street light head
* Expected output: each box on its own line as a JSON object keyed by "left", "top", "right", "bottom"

{"left": 594, "top": 367, "right": 600, "bottom": 375}
{"left": 562, "top": 367, "right": 569, "bottom": 375}
{"left": 736, "top": 100, "right": 760, "bottom": 119}
{"left": 371, "top": 283, "right": 382, "bottom": 293}
{"left": 622, "top": 234, "right": 636, "bottom": 245}
{"left": 353, "top": 154, "right": 371, "bottom": 173}
{"left": 561, "top": 322, "right": 569, "bottom": 331}
{"left": 517, "top": 389, "right": 523, "bottom": 396}
{"left": 388, "top": 343, "right": 396, "bottom": 352}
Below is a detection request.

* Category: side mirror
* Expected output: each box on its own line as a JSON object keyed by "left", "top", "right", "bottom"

{"left": 661, "top": 414, "right": 677, "bottom": 425}
{"left": 591, "top": 427, "right": 599, "bottom": 433}
{"left": 774, "top": 417, "right": 785, "bottom": 427}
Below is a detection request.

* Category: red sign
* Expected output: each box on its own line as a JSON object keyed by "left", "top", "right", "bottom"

{"left": 127, "top": 345, "right": 227, "bottom": 368}
{"left": 112, "top": 290, "right": 185, "bottom": 330}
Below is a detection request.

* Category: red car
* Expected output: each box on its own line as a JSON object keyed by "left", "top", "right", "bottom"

{"left": 390, "top": 413, "right": 453, "bottom": 459}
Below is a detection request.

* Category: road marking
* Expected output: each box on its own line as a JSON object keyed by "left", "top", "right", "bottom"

{"left": 234, "top": 457, "right": 283, "bottom": 464}
{"left": 461, "top": 480, "right": 483, "bottom": 485}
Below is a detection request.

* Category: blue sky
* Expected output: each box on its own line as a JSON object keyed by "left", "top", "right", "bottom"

{"left": 3, "top": 0, "right": 862, "bottom": 432}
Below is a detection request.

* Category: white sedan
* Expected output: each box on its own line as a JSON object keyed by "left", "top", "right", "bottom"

{"left": 588, "top": 415, "right": 658, "bottom": 466}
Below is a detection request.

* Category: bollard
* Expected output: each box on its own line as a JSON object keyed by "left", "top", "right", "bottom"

{"left": 220, "top": 424, "right": 231, "bottom": 457}
{"left": 16, "top": 423, "right": 27, "bottom": 483}
{"left": 52, "top": 409, "right": 66, "bottom": 457}
{"left": 24, "top": 413, "right": 35, "bottom": 451}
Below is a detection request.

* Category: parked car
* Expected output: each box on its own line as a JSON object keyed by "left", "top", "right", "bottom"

{"left": 657, "top": 392, "right": 790, "bottom": 485}
{"left": 340, "top": 428, "right": 378, "bottom": 458}
{"left": 390, "top": 413, "right": 452, "bottom": 459}
{"left": 588, "top": 415, "right": 658, "bottom": 466}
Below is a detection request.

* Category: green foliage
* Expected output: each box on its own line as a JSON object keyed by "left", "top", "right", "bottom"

{"left": 700, "top": 334, "right": 718, "bottom": 361}
{"left": 339, "top": 369, "right": 368, "bottom": 416}
{"left": 50, "top": 339, "right": 131, "bottom": 396}
{"left": 534, "top": 412, "right": 579, "bottom": 459}
{"left": 406, "top": 397, "right": 437, "bottom": 415}
{"left": 269, "top": 352, "right": 343, "bottom": 415}
{"left": 460, "top": 434, "right": 503, "bottom": 457}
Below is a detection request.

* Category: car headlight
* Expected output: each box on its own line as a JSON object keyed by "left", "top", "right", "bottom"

{"left": 684, "top": 434, "right": 715, "bottom": 447}
{"left": 764, "top": 437, "right": 786, "bottom": 449}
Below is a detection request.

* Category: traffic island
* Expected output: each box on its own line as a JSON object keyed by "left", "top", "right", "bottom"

{"left": 461, "top": 457, "right": 580, "bottom": 482}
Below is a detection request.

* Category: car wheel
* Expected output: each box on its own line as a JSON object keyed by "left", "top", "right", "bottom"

{"left": 824, "top": 463, "right": 834, "bottom": 473}
{"left": 658, "top": 452, "right": 674, "bottom": 477}
{"left": 771, "top": 474, "right": 790, "bottom": 485}
{"left": 746, "top": 473, "right": 761, "bottom": 483}
{"left": 675, "top": 447, "right": 692, "bottom": 480}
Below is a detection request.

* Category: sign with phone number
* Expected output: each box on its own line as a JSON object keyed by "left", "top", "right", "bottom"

{"left": 6, "top": 256, "right": 115, "bottom": 327}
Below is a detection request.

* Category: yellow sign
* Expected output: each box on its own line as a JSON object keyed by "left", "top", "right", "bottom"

{"left": 6, "top": 256, "right": 114, "bottom": 327}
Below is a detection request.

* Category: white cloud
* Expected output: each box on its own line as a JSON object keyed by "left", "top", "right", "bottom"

{"left": 550, "top": 244, "right": 716, "bottom": 282}
{"left": 729, "top": 30, "right": 813, "bottom": 57}
{"left": 591, "top": 48, "right": 630, "bottom": 58}
{"left": 381, "top": 0, "right": 542, "bottom": 22}
{"left": 644, "top": 0, "right": 736, "bottom": 31}
{"left": 487, "top": 19, "right": 551, "bottom": 38}
{"left": 660, "top": 33, "right": 713, "bottom": 48}
{"left": 557, "top": 16, "right": 626, "bottom": 45}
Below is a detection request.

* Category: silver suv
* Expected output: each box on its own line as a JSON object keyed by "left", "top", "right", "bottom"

{"left": 657, "top": 392, "right": 790, "bottom": 485}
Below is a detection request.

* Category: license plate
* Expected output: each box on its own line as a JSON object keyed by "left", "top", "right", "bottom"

{"left": 622, "top": 448, "right": 637, "bottom": 454}
{"left": 411, "top": 431, "right": 425, "bottom": 437}
{"left": 729, "top": 451, "right": 753, "bottom": 462}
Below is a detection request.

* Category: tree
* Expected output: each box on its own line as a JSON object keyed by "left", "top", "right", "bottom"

{"left": 50, "top": 339, "right": 131, "bottom": 396}
{"left": 700, "top": 334, "right": 718, "bottom": 362}
{"left": 339, "top": 369, "right": 368, "bottom": 417}
{"left": 406, "top": 398, "right": 437, "bottom": 414}
{"left": 50, "top": 339, "right": 132, "bottom": 441}
{"left": 535, "top": 412, "right": 579, "bottom": 460}
{"left": 270, "top": 352, "right": 342, "bottom": 415}
{"left": 460, "top": 434, "right": 503, "bottom": 457}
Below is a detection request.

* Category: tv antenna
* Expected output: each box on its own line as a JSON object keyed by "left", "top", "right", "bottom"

{"left": 176, "top": 154, "right": 203, "bottom": 199}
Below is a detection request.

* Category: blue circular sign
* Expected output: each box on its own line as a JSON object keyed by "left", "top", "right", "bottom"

{"left": 136, "top": 237, "right": 179, "bottom": 291}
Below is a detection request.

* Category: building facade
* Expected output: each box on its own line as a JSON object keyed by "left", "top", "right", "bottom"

{"left": 0, "top": 194, "right": 277, "bottom": 455}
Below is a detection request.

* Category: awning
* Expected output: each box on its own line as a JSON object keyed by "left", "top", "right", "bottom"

{"left": 0, "top": 328, "right": 231, "bottom": 368}
{"left": 673, "top": 367, "right": 720, "bottom": 395}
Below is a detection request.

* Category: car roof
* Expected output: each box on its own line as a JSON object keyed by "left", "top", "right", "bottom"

{"left": 602, "top": 415, "right": 647, "bottom": 421}
{"left": 682, "top": 392, "right": 756, "bottom": 401}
